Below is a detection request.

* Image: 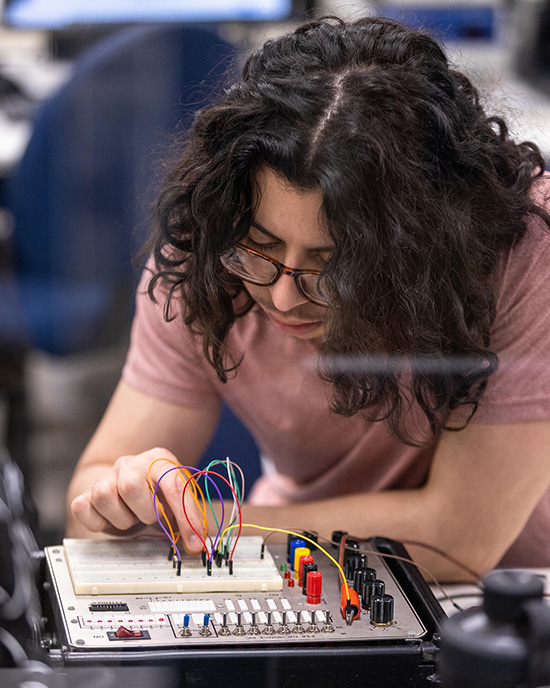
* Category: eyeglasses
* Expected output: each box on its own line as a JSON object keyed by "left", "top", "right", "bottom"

{"left": 220, "top": 242, "right": 328, "bottom": 307}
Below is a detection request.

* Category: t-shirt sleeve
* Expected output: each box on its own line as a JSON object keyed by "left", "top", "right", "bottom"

{"left": 471, "top": 184, "right": 550, "bottom": 424}
{"left": 122, "top": 271, "right": 221, "bottom": 408}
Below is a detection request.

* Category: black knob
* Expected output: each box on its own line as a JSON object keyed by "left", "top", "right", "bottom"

{"left": 362, "top": 578, "right": 385, "bottom": 610}
{"left": 483, "top": 569, "right": 544, "bottom": 623}
{"left": 345, "top": 553, "right": 368, "bottom": 580}
{"left": 370, "top": 593, "right": 394, "bottom": 625}
{"left": 343, "top": 538, "right": 360, "bottom": 555}
{"left": 353, "top": 566, "right": 376, "bottom": 595}
{"left": 437, "top": 570, "right": 550, "bottom": 688}
{"left": 331, "top": 530, "right": 348, "bottom": 548}
{"left": 301, "top": 531, "right": 318, "bottom": 550}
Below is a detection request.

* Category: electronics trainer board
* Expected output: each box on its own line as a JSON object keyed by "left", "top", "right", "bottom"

{"left": 44, "top": 536, "right": 443, "bottom": 656}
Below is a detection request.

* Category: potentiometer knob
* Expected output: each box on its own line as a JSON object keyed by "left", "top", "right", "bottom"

{"left": 370, "top": 593, "right": 394, "bottom": 626}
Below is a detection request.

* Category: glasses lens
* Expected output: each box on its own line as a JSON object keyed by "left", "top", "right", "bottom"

{"left": 297, "top": 273, "right": 328, "bottom": 307}
{"left": 221, "top": 246, "right": 278, "bottom": 285}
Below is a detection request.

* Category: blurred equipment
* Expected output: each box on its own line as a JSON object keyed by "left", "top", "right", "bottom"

{"left": 514, "top": 0, "right": 550, "bottom": 89}
{"left": 376, "top": 2, "right": 499, "bottom": 41}
{"left": 0, "top": 445, "right": 43, "bottom": 667}
{"left": 437, "top": 569, "right": 550, "bottom": 688}
{"left": 2, "top": 0, "right": 297, "bottom": 27}
{"left": 1, "top": 0, "right": 309, "bottom": 60}
{"left": 0, "top": 23, "right": 237, "bottom": 495}
{"left": 0, "top": 72, "right": 36, "bottom": 121}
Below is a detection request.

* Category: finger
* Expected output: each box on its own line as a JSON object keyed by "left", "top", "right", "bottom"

{"left": 130, "top": 451, "right": 206, "bottom": 554}
{"left": 70, "top": 493, "right": 111, "bottom": 533}
{"left": 115, "top": 461, "right": 160, "bottom": 526}
{"left": 89, "top": 476, "right": 140, "bottom": 531}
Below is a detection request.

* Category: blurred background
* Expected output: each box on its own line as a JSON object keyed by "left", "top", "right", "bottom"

{"left": 0, "top": 0, "right": 549, "bottom": 548}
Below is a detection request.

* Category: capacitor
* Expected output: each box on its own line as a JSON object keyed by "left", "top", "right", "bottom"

{"left": 306, "top": 570, "right": 323, "bottom": 604}
{"left": 370, "top": 593, "right": 394, "bottom": 626}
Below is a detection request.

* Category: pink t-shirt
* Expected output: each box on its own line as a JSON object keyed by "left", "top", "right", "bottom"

{"left": 123, "top": 178, "right": 550, "bottom": 567}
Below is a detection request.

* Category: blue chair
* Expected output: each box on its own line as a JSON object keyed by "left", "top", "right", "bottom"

{"left": 199, "top": 404, "right": 262, "bottom": 500}
{"left": 0, "top": 23, "right": 261, "bottom": 494}
{"left": 1, "top": 23, "right": 236, "bottom": 354}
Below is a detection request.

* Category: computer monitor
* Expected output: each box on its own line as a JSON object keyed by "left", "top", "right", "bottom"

{"left": 2, "top": 0, "right": 299, "bottom": 28}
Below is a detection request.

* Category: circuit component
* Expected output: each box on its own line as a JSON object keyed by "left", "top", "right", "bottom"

{"left": 89, "top": 602, "right": 129, "bottom": 612}
{"left": 63, "top": 537, "right": 282, "bottom": 595}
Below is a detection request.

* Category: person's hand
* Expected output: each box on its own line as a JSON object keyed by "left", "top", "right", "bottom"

{"left": 69, "top": 448, "right": 204, "bottom": 553}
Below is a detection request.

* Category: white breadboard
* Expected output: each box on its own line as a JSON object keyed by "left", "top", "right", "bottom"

{"left": 63, "top": 537, "right": 283, "bottom": 595}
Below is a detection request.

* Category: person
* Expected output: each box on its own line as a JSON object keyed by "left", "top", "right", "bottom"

{"left": 67, "top": 15, "right": 550, "bottom": 582}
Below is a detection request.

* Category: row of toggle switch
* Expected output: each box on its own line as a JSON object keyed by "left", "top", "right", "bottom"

{"left": 173, "top": 608, "right": 326, "bottom": 628}
{"left": 176, "top": 610, "right": 335, "bottom": 637}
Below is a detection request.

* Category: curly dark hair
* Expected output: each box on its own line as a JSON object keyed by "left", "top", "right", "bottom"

{"left": 147, "top": 15, "right": 550, "bottom": 445}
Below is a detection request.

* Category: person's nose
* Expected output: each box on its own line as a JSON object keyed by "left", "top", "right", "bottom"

{"left": 268, "top": 273, "right": 308, "bottom": 312}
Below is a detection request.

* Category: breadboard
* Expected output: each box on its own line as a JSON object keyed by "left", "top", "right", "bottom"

{"left": 63, "top": 537, "right": 283, "bottom": 595}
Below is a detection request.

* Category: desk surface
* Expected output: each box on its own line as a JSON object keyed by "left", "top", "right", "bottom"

{"left": 434, "top": 567, "right": 550, "bottom": 616}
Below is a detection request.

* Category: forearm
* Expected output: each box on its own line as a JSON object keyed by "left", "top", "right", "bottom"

{"left": 241, "top": 490, "right": 484, "bottom": 583}
{"left": 239, "top": 420, "right": 550, "bottom": 583}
